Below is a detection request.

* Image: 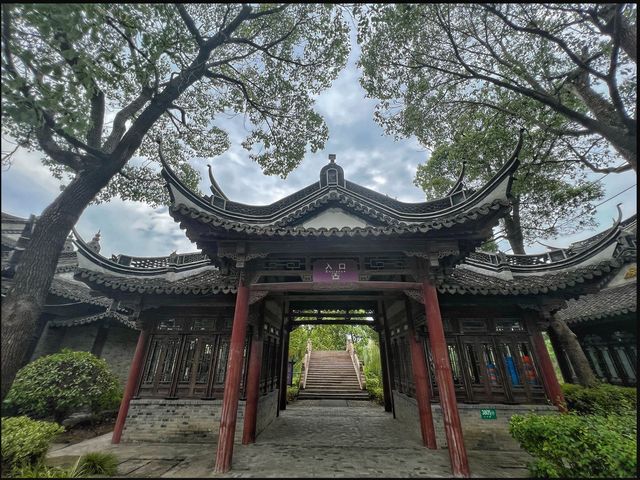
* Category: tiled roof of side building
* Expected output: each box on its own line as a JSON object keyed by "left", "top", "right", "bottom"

{"left": 555, "top": 281, "right": 637, "bottom": 323}
{"left": 442, "top": 212, "right": 635, "bottom": 296}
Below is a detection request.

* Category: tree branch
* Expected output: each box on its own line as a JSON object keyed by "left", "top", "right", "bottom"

{"left": 562, "top": 139, "right": 633, "bottom": 173}
{"left": 103, "top": 88, "right": 153, "bottom": 153}
{"left": 482, "top": 4, "right": 608, "bottom": 81}
{"left": 175, "top": 4, "right": 204, "bottom": 47}
{"left": 245, "top": 4, "right": 288, "bottom": 20}
{"left": 52, "top": 30, "right": 106, "bottom": 148}
{"left": 87, "top": 91, "right": 105, "bottom": 148}
{"left": 34, "top": 125, "right": 85, "bottom": 172}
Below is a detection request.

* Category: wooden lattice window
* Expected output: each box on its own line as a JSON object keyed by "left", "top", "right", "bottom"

{"left": 136, "top": 314, "right": 249, "bottom": 399}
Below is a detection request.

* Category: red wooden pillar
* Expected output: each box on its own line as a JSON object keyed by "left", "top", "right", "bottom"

{"left": 242, "top": 332, "right": 263, "bottom": 444}
{"left": 423, "top": 280, "right": 470, "bottom": 478}
{"left": 214, "top": 279, "right": 251, "bottom": 473}
{"left": 112, "top": 327, "right": 149, "bottom": 444}
{"left": 408, "top": 325, "right": 437, "bottom": 449}
{"left": 531, "top": 329, "right": 567, "bottom": 412}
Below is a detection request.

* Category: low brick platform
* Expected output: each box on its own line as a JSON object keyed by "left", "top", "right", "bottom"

{"left": 393, "top": 391, "right": 558, "bottom": 451}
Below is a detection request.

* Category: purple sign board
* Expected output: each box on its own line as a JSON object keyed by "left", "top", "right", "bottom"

{"left": 312, "top": 259, "right": 359, "bottom": 282}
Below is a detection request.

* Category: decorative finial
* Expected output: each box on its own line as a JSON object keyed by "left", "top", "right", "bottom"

{"left": 329, "top": 154, "right": 336, "bottom": 163}
{"left": 88, "top": 230, "right": 101, "bottom": 254}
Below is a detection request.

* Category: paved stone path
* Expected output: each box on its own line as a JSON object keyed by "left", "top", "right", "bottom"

{"left": 47, "top": 400, "right": 532, "bottom": 478}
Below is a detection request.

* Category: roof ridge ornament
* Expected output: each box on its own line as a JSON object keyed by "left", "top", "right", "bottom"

{"left": 614, "top": 203, "right": 623, "bottom": 226}
{"left": 207, "top": 164, "right": 229, "bottom": 201}
{"left": 88, "top": 230, "right": 101, "bottom": 254}
{"left": 320, "top": 153, "right": 345, "bottom": 187}
{"left": 446, "top": 161, "right": 467, "bottom": 196}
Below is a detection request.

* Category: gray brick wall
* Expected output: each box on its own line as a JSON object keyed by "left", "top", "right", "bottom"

{"left": 392, "top": 390, "right": 558, "bottom": 451}
{"left": 122, "top": 390, "right": 279, "bottom": 444}
{"left": 60, "top": 324, "right": 99, "bottom": 351}
{"left": 30, "top": 324, "right": 65, "bottom": 360}
{"left": 100, "top": 325, "right": 138, "bottom": 386}
{"left": 256, "top": 390, "right": 278, "bottom": 436}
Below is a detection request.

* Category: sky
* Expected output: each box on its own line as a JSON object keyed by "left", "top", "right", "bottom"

{"left": 1, "top": 27, "right": 637, "bottom": 259}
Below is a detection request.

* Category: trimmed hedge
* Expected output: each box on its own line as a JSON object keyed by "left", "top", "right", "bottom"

{"left": 562, "top": 383, "right": 636, "bottom": 415}
{"left": 510, "top": 412, "right": 637, "bottom": 478}
{"left": 3, "top": 349, "right": 122, "bottom": 422}
{"left": 1, "top": 416, "right": 64, "bottom": 474}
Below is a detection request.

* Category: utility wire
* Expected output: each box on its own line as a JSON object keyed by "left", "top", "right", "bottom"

{"left": 552, "top": 183, "right": 636, "bottom": 230}
{"left": 485, "top": 181, "right": 636, "bottom": 251}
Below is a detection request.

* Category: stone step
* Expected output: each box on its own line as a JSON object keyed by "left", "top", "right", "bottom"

{"left": 303, "top": 385, "right": 362, "bottom": 392}
{"left": 307, "top": 378, "right": 360, "bottom": 385}
{"left": 298, "top": 392, "right": 370, "bottom": 400}
{"left": 305, "top": 378, "right": 360, "bottom": 383}
{"left": 306, "top": 378, "right": 359, "bottom": 383}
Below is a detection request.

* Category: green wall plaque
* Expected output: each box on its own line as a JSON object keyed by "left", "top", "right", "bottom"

{"left": 480, "top": 408, "right": 497, "bottom": 420}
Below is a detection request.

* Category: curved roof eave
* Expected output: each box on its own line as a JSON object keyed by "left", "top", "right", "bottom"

{"left": 160, "top": 131, "right": 523, "bottom": 227}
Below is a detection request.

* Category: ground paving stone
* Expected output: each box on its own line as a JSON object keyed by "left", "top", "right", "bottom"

{"left": 47, "top": 402, "right": 532, "bottom": 478}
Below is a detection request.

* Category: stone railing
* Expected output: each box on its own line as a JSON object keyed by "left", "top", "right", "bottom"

{"left": 111, "top": 251, "right": 209, "bottom": 269}
{"left": 467, "top": 249, "right": 569, "bottom": 267}
{"left": 301, "top": 339, "right": 312, "bottom": 389}
{"left": 346, "top": 338, "right": 365, "bottom": 390}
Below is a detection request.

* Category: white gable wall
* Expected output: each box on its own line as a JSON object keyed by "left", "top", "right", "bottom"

{"left": 301, "top": 208, "right": 370, "bottom": 229}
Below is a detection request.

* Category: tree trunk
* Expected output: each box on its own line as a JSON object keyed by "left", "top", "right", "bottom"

{"left": 548, "top": 318, "right": 598, "bottom": 387}
{"left": 503, "top": 197, "right": 526, "bottom": 254}
{"left": 1, "top": 165, "right": 118, "bottom": 401}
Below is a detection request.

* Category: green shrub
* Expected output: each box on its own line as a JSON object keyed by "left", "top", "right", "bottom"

{"left": 1, "top": 416, "right": 64, "bottom": 474}
{"left": 562, "top": 383, "right": 637, "bottom": 415}
{"left": 367, "top": 385, "right": 385, "bottom": 405}
{"left": 78, "top": 451, "right": 119, "bottom": 476}
{"left": 286, "top": 386, "right": 299, "bottom": 403}
{"left": 364, "top": 372, "right": 384, "bottom": 405}
{"left": 509, "top": 412, "right": 637, "bottom": 478}
{"left": 3, "top": 349, "right": 123, "bottom": 422}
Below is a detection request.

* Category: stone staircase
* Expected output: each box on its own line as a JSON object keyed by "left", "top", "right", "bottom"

{"left": 298, "top": 350, "right": 369, "bottom": 400}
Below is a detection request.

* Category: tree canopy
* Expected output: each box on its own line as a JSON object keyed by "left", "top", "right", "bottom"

{"left": 357, "top": 3, "right": 637, "bottom": 173}
{"left": 0, "top": 3, "right": 351, "bottom": 401}
{"left": 2, "top": 4, "right": 350, "bottom": 205}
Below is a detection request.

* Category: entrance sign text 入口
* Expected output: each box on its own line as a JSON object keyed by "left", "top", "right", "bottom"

{"left": 312, "top": 260, "right": 358, "bottom": 282}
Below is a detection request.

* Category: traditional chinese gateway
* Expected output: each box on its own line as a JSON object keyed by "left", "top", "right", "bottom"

{"left": 5, "top": 133, "right": 636, "bottom": 477}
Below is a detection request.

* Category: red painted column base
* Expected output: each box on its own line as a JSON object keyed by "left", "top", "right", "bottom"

{"left": 112, "top": 328, "right": 149, "bottom": 444}
{"left": 423, "top": 280, "right": 470, "bottom": 478}
{"left": 214, "top": 280, "right": 250, "bottom": 473}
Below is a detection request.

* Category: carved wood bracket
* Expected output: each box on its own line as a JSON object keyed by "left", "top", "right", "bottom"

{"left": 249, "top": 290, "right": 269, "bottom": 305}
{"left": 403, "top": 289, "right": 424, "bottom": 304}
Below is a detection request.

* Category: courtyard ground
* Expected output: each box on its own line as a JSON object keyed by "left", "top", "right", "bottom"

{"left": 47, "top": 401, "right": 532, "bottom": 478}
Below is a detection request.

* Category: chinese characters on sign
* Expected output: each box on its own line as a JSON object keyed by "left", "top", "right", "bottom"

{"left": 312, "top": 260, "right": 358, "bottom": 282}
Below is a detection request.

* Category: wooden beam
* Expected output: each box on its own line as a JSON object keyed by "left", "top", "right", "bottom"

{"left": 285, "top": 294, "right": 384, "bottom": 301}
{"left": 251, "top": 281, "right": 421, "bottom": 292}
{"left": 290, "top": 320, "right": 377, "bottom": 327}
